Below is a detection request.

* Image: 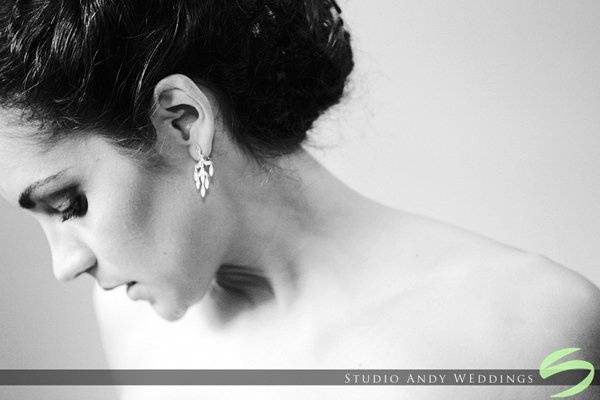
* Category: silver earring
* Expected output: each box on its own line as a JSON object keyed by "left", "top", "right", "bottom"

{"left": 192, "top": 144, "right": 214, "bottom": 198}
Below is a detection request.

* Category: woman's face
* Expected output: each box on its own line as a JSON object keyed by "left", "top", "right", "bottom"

{"left": 0, "top": 126, "right": 228, "bottom": 321}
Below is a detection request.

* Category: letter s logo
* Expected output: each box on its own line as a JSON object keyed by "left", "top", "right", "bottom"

{"left": 539, "top": 347, "right": 595, "bottom": 398}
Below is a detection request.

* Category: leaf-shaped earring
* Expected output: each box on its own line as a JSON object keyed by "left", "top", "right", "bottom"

{"left": 192, "top": 144, "right": 214, "bottom": 199}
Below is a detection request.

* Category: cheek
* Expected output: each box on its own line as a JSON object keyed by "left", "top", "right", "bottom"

{"left": 81, "top": 166, "right": 165, "bottom": 273}
{"left": 154, "top": 192, "right": 221, "bottom": 284}
{"left": 143, "top": 185, "right": 226, "bottom": 304}
{"left": 82, "top": 166, "right": 215, "bottom": 286}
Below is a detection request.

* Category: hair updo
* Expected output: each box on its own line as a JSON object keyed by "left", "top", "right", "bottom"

{"left": 0, "top": 0, "right": 354, "bottom": 160}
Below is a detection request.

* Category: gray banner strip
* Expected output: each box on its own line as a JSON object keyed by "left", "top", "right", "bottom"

{"left": 0, "top": 369, "right": 597, "bottom": 386}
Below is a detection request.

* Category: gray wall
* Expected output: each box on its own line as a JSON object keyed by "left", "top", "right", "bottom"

{"left": 312, "top": 0, "right": 600, "bottom": 288}
{"left": 1, "top": 1, "right": 599, "bottom": 399}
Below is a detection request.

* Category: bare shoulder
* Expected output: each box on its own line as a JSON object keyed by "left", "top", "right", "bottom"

{"left": 326, "top": 211, "right": 600, "bottom": 370}
{"left": 388, "top": 211, "right": 600, "bottom": 330}
{"left": 494, "top": 252, "right": 600, "bottom": 367}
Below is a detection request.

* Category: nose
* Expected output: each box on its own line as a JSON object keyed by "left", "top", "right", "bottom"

{"left": 52, "top": 247, "right": 97, "bottom": 282}
{"left": 43, "top": 225, "right": 97, "bottom": 283}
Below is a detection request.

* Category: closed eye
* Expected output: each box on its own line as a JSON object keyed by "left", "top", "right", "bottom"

{"left": 56, "top": 194, "right": 88, "bottom": 222}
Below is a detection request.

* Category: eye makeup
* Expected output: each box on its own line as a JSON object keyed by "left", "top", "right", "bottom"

{"left": 52, "top": 191, "right": 88, "bottom": 222}
{"left": 18, "top": 169, "right": 76, "bottom": 210}
{"left": 36, "top": 183, "right": 86, "bottom": 221}
{"left": 20, "top": 179, "right": 88, "bottom": 222}
{"left": 18, "top": 169, "right": 70, "bottom": 210}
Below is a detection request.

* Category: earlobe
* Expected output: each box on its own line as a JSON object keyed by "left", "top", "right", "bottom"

{"left": 150, "top": 74, "right": 215, "bottom": 158}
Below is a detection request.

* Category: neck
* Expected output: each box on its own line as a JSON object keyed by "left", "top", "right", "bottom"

{"left": 207, "top": 147, "right": 381, "bottom": 326}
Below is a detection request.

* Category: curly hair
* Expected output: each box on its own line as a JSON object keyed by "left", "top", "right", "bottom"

{"left": 0, "top": 0, "right": 354, "bottom": 160}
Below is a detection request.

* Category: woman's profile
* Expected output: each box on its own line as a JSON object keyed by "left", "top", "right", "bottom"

{"left": 0, "top": 0, "right": 598, "bottom": 399}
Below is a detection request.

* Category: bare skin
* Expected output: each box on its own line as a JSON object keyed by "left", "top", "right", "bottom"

{"left": 94, "top": 149, "right": 600, "bottom": 399}
{"left": 1, "top": 74, "right": 598, "bottom": 399}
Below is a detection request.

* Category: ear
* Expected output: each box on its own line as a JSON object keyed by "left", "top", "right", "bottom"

{"left": 150, "top": 74, "right": 215, "bottom": 160}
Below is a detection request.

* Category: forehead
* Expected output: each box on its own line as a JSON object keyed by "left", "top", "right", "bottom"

{"left": 0, "top": 113, "right": 111, "bottom": 204}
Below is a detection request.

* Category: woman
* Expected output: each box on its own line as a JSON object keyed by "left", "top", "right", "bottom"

{"left": 0, "top": 0, "right": 598, "bottom": 399}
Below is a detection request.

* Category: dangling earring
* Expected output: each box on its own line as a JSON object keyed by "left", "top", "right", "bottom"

{"left": 192, "top": 144, "right": 214, "bottom": 198}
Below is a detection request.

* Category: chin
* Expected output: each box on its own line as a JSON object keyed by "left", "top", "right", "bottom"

{"left": 152, "top": 301, "right": 189, "bottom": 322}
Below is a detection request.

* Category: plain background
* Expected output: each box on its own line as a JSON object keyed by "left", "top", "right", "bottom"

{"left": 1, "top": 1, "right": 598, "bottom": 399}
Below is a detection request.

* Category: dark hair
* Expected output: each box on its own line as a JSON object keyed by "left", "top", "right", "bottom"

{"left": 0, "top": 0, "right": 354, "bottom": 161}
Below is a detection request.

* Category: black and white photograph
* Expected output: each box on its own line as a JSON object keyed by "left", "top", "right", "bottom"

{"left": 0, "top": 0, "right": 599, "bottom": 399}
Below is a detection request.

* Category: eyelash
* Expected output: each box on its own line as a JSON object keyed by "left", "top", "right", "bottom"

{"left": 59, "top": 194, "right": 88, "bottom": 222}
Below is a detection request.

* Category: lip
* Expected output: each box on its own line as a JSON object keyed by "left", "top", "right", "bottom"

{"left": 100, "top": 281, "right": 135, "bottom": 291}
{"left": 100, "top": 283, "right": 123, "bottom": 291}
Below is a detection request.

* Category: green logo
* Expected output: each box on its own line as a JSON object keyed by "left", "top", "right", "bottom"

{"left": 539, "top": 347, "right": 595, "bottom": 398}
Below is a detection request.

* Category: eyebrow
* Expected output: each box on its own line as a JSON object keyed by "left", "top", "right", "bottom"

{"left": 18, "top": 170, "right": 68, "bottom": 209}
